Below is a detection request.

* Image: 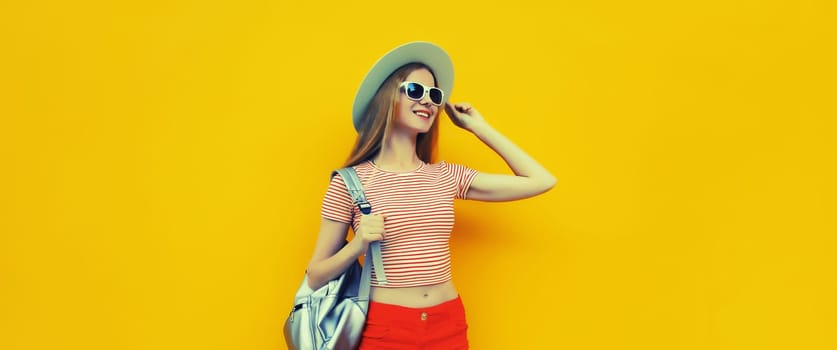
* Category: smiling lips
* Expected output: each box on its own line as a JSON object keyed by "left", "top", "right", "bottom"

{"left": 413, "top": 109, "right": 432, "bottom": 119}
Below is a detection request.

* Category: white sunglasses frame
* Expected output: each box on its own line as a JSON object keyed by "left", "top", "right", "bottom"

{"left": 399, "top": 81, "right": 445, "bottom": 106}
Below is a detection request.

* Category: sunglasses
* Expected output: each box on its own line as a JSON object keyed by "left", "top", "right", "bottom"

{"left": 399, "top": 81, "right": 445, "bottom": 106}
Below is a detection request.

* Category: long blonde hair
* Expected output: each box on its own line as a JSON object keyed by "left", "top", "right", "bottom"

{"left": 343, "top": 63, "right": 440, "bottom": 168}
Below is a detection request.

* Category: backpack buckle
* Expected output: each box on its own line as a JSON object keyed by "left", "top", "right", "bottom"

{"left": 358, "top": 202, "right": 372, "bottom": 215}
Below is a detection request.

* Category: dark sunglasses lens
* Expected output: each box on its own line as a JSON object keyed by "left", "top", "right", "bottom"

{"left": 428, "top": 88, "right": 443, "bottom": 105}
{"left": 405, "top": 83, "right": 424, "bottom": 99}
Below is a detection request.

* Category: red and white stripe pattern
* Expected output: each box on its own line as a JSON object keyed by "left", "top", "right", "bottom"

{"left": 321, "top": 160, "right": 478, "bottom": 288}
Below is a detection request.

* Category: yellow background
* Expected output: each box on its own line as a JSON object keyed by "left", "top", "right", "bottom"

{"left": 2, "top": 0, "right": 835, "bottom": 349}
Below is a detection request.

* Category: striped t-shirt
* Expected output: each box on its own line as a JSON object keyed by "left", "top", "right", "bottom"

{"left": 321, "top": 160, "right": 479, "bottom": 288}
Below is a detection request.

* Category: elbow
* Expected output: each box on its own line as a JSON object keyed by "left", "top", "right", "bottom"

{"left": 547, "top": 174, "right": 558, "bottom": 190}
{"left": 306, "top": 279, "right": 325, "bottom": 291}
{"left": 518, "top": 175, "right": 557, "bottom": 200}
{"left": 540, "top": 174, "right": 557, "bottom": 193}
{"left": 305, "top": 264, "right": 327, "bottom": 291}
{"left": 522, "top": 175, "right": 556, "bottom": 200}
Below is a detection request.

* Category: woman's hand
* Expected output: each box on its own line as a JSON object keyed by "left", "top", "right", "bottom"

{"left": 444, "top": 102, "right": 489, "bottom": 133}
{"left": 352, "top": 213, "right": 386, "bottom": 251}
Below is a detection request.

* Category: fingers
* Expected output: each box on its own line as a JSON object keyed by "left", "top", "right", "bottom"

{"left": 359, "top": 213, "right": 386, "bottom": 241}
{"left": 365, "top": 230, "right": 385, "bottom": 242}
{"left": 445, "top": 102, "right": 473, "bottom": 114}
{"left": 364, "top": 213, "right": 386, "bottom": 224}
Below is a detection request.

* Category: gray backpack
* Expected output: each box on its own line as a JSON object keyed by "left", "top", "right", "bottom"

{"left": 283, "top": 167, "right": 387, "bottom": 350}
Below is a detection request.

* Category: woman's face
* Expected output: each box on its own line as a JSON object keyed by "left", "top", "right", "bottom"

{"left": 393, "top": 68, "right": 439, "bottom": 134}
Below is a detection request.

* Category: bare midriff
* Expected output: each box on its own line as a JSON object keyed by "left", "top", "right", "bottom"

{"left": 370, "top": 280, "right": 459, "bottom": 308}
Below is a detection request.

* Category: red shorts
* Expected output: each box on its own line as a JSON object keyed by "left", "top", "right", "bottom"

{"left": 359, "top": 296, "right": 469, "bottom": 350}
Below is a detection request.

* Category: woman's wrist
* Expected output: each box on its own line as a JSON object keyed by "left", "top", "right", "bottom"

{"left": 347, "top": 235, "right": 367, "bottom": 256}
{"left": 469, "top": 122, "right": 496, "bottom": 139}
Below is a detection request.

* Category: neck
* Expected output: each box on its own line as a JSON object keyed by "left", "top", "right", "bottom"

{"left": 374, "top": 130, "right": 421, "bottom": 170}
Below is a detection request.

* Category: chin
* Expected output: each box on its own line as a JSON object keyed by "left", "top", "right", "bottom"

{"left": 397, "top": 120, "right": 428, "bottom": 132}
{"left": 413, "top": 123, "right": 434, "bottom": 134}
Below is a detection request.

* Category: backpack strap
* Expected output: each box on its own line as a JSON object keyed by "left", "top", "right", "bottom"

{"left": 333, "top": 168, "right": 388, "bottom": 297}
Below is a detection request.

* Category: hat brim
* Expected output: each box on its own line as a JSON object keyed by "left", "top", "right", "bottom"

{"left": 352, "top": 41, "right": 454, "bottom": 132}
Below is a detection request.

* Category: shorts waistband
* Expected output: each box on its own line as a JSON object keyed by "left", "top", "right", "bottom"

{"left": 367, "top": 296, "right": 464, "bottom": 324}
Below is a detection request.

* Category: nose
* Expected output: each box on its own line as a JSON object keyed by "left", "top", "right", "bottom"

{"left": 418, "top": 91, "right": 434, "bottom": 106}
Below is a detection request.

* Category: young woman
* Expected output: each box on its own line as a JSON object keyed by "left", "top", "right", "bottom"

{"left": 304, "top": 42, "right": 556, "bottom": 349}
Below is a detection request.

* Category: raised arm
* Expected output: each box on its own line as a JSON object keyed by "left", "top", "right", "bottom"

{"left": 445, "top": 102, "right": 557, "bottom": 202}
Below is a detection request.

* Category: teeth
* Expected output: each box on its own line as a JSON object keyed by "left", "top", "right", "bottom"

{"left": 414, "top": 111, "right": 430, "bottom": 118}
